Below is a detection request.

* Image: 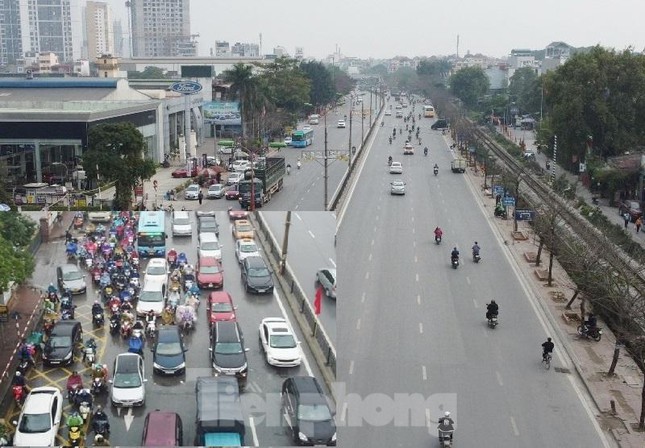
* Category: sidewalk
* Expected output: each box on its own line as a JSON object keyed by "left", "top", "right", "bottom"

{"left": 482, "top": 128, "right": 645, "bottom": 447}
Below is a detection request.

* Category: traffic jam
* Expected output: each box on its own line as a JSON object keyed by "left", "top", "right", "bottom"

{"left": 3, "top": 210, "right": 336, "bottom": 447}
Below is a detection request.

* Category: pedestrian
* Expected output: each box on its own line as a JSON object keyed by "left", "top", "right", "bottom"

{"left": 636, "top": 216, "right": 642, "bottom": 233}
{"left": 623, "top": 212, "right": 630, "bottom": 229}
{"left": 198, "top": 190, "right": 203, "bottom": 205}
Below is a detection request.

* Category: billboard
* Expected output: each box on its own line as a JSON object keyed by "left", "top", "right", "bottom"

{"left": 203, "top": 101, "right": 241, "bottom": 125}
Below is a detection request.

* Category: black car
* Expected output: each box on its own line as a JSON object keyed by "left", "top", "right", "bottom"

{"left": 42, "top": 320, "right": 83, "bottom": 366}
{"left": 282, "top": 376, "right": 336, "bottom": 446}
{"left": 209, "top": 321, "right": 249, "bottom": 388}
{"left": 152, "top": 326, "right": 187, "bottom": 376}
{"left": 241, "top": 256, "right": 274, "bottom": 294}
{"left": 197, "top": 216, "right": 219, "bottom": 236}
{"left": 431, "top": 119, "right": 449, "bottom": 130}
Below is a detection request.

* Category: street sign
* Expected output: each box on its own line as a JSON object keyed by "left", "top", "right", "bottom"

{"left": 170, "top": 81, "right": 203, "bottom": 94}
{"left": 515, "top": 209, "right": 534, "bottom": 221}
{"left": 493, "top": 185, "right": 505, "bottom": 197}
{"left": 0, "top": 304, "right": 8, "bottom": 322}
{"left": 502, "top": 196, "right": 516, "bottom": 207}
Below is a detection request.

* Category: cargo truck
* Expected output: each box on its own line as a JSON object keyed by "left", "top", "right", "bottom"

{"left": 238, "top": 156, "right": 285, "bottom": 209}
{"left": 195, "top": 377, "right": 245, "bottom": 446}
{"left": 451, "top": 158, "right": 467, "bottom": 173}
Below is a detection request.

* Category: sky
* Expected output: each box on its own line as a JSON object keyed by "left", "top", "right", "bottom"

{"left": 108, "top": 0, "right": 645, "bottom": 60}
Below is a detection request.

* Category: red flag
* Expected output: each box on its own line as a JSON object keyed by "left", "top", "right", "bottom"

{"left": 314, "top": 286, "right": 323, "bottom": 315}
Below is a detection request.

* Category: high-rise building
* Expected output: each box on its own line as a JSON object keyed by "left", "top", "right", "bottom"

{"left": 215, "top": 41, "right": 230, "bottom": 57}
{"left": 113, "top": 20, "right": 124, "bottom": 57}
{"left": 294, "top": 47, "right": 304, "bottom": 59}
{"left": 231, "top": 42, "right": 259, "bottom": 57}
{"left": 85, "top": 1, "right": 114, "bottom": 61}
{"left": 0, "top": 0, "right": 23, "bottom": 67}
{"left": 129, "top": 0, "right": 193, "bottom": 57}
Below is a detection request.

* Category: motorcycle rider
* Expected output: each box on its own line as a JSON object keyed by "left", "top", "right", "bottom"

{"left": 486, "top": 300, "right": 499, "bottom": 320}
{"left": 66, "top": 371, "right": 83, "bottom": 399}
{"left": 286, "top": 164, "right": 291, "bottom": 175}
{"left": 434, "top": 226, "right": 443, "bottom": 242}
{"left": 424, "top": 147, "right": 428, "bottom": 156}
{"left": 451, "top": 247, "right": 460, "bottom": 263}
{"left": 18, "top": 339, "right": 35, "bottom": 366}
{"left": 82, "top": 338, "right": 98, "bottom": 363}
{"left": 542, "top": 337, "right": 555, "bottom": 361}
{"left": 472, "top": 242, "right": 481, "bottom": 258}
{"left": 433, "top": 163, "right": 439, "bottom": 173}
{"left": 92, "top": 405, "right": 110, "bottom": 434}
{"left": 388, "top": 156, "right": 393, "bottom": 165}
{"left": 92, "top": 300, "right": 103, "bottom": 317}
{"left": 438, "top": 411, "right": 455, "bottom": 441}
{"left": 389, "top": 136, "right": 392, "bottom": 145}
{"left": 582, "top": 313, "right": 598, "bottom": 335}
{"left": 66, "top": 411, "right": 84, "bottom": 430}
{"left": 12, "top": 370, "right": 30, "bottom": 394}
{"left": 167, "top": 247, "right": 178, "bottom": 264}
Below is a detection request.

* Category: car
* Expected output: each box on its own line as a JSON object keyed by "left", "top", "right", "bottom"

{"left": 227, "top": 171, "right": 244, "bottom": 185}
{"left": 171, "top": 168, "right": 190, "bottom": 178}
{"left": 390, "top": 180, "right": 406, "bottom": 195}
{"left": 12, "top": 387, "right": 63, "bottom": 447}
{"left": 389, "top": 161, "right": 403, "bottom": 174}
{"left": 42, "top": 320, "right": 82, "bottom": 366}
{"left": 232, "top": 160, "right": 251, "bottom": 172}
{"left": 197, "top": 256, "right": 224, "bottom": 289}
{"left": 152, "top": 325, "right": 187, "bottom": 376}
{"left": 395, "top": 104, "right": 402, "bottom": 110}
{"left": 281, "top": 376, "right": 336, "bottom": 446}
{"left": 209, "top": 321, "right": 249, "bottom": 388}
{"left": 184, "top": 184, "right": 201, "bottom": 200}
{"left": 197, "top": 216, "right": 219, "bottom": 236}
{"left": 259, "top": 317, "right": 302, "bottom": 367}
{"left": 316, "top": 268, "right": 337, "bottom": 299}
{"left": 141, "top": 411, "right": 184, "bottom": 447}
{"left": 431, "top": 119, "right": 450, "bottom": 130}
{"left": 171, "top": 210, "right": 192, "bottom": 236}
{"left": 88, "top": 211, "right": 112, "bottom": 222}
{"left": 402, "top": 103, "right": 408, "bottom": 108}
{"left": 395, "top": 111, "right": 403, "bottom": 118}
{"left": 232, "top": 219, "right": 255, "bottom": 240}
{"left": 198, "top": 232, "right": 222, "bottom": 260}
{"left": 302, "top": 125, "right": 312, "bottom": 131}
{"left": 235, "top": 238, "right": 260, "bottom": 264}
{"left": 619, "top": 199, "right": 643, "bottom": 222}
{"left": 225, "top": 184, "right": 240, "bottom": 200}
{"left": 403, "top": 142, "right": 414, "bottom": 155}
{"left": 207, "top": 183, "right": 225, "bottom": 199}
{"left": 144, "top": 258, "right": 169, "bottom": 294}
{"left": 56, "top": 264, "right": 87, "bottom": 294}
{"left": 228, "top": 209, "right": 249, "bottom": 220}
{"left": 111, "top": 353, "right": 146, "bottom": 407}
{"left": 136, "top": 281, "right": 165, "bottom": 316}
{"left": 241, "top": 256, "right": 274, "bottom": 294}
{"left": 384, "top": 109, "right": 392, "bottom": 116}
{"left": 284, "top": 136, "right": 293, "bottom": 146}
{"left": 337, "top": 120, "right": 346, "bottom": 128}
{"left": 208, "top": 291, "right": 237, "bottom": 325}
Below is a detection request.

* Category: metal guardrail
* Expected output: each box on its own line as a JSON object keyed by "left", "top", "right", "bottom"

{"left": 251, "top": 213, "right": 336, "bottom": 388}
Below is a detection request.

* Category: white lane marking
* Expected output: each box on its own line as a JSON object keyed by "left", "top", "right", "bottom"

{"left": 425, "top": 408, "right": 432, "bottom": 432}
{"left": 413, "top": 241, "right": 416, "bottom": 247}
{"left": 329, "top": 258, "right": 336, "bottom": 267}
{"left": 375, "top": 215, "right": 379, "bottom": 221}
{"left": 419, "top": 322, "right": 423, "bottom": 334}
{"left": 368, "top": 253, "right": 372, "bottom": 261}
{"left": 473, "top": 299, "right": 478, "bottom": 308}
{"left": 340, "top": 402, "right": 348, "bottom": 424}
{"left": 414, "top": 255, "right": 418, "bottom": 263}
{"left": 411, "top": 216, "right": 414, "bottom": 223}
{"left": 510, "top": 416, "right": 520, "bottom": 436}
{"left": 466, "top": 276, "right": 471, "bottom": 285}
{"left": 349, "top": 360, "right": 355, "bottom": 375}
{"left": 273, "top": 288, "right": 314, "bottom": 376}
{"left": 416, "top": 273, "right": 420, "bottom": 282}
{"left": 371, "top": 239, "right": 375, "bottom": 246}
{"left": 417, "top": 295, "right": 421, "bottom": 305}
{"left": 422, "top": 365, "right": 427, "bottom": 381}
{"left": 412, "top": 228, "right": 415, "bottom": 234}
{"left": 308, "top": 230, "right": 315, "bottom": 239}
{"left": 496, "top": 371, "right": 504, "bottom": 386}
{"left": 374, "top": 226, "right": 377, "bottom": 233}
{"left": 356, "top": 318, "right": 361, "bottom": 330}
{"left": 365, "top": 272, "right": 370, "bottom": 279}
{"left": 295, "top": 213, "right": 302, "bottom": 221}
{"left": 361, "top": 292, "right": 366, "bottom": 303}
{"left": 249, "top": 416, "right": 259, "bottom": 446}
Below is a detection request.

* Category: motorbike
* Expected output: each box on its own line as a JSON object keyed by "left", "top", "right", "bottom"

{"left": 83, "top": 344, "right": 96, "bottom": 365}
{"left": 128, "top": 335, "right": 144, "bottom": 356}
{"left": 388, "top": 158, "right": 392, "bottom": 166}
{"left": 73, "top": 214, "right": 84, "bottom": 230}
{"left": 473, "top": 252, "right": 481, "bottom": 263}
{"left": 109, "top": 315, "right": 120, "bottom": 335}
{"left": 68, "top": 424, "right": 82, "bottom": 447}
{"left": 91, "top": 268, "right": 102, "bottom": 286}
{"left": 451, "top": 257, "right": 459, "bottom": 269}
{"left": 78, "top": 395, "right": 92, "bottom": 421}
{"left": 12, "top": 385, "right": 26, "bottom": 407}
{"left": 488, "top": 313, "right": 499, "bottom": 328}
{"left": 61, "top": 306, "right": 75, "bottom": 320}
{"left": 434, "top": 167, "right": 439, "bottom": 176}
{"left": 494, "top": 204, "right": 507, "bottom": 219}
{"left": 145, "top": 317, "right": 156, "bottom": 339}
{"left": 577, "top": 324, "right": 603, "bottom": 341}
{"left": 438, "top": 429, "right": 454, "bottom": 447}
{"left": 424, "top": 148, "right": 428, "bottom": 156}
{"left": 168, "top": 288, "right": 181, "bottom": 309}
{"left": 120, "top": 320, "right": 132, "bottom": 339}
{"left": 92, "top": 410, "right": 110, "bottom": 436}
{"left": 131, "top": 321, "right": 144, "bottom": 339}
{"left": 435, "top": 235, "right": 442, "bottom": 245}
{"left": 67, "top": 382, "right": 82, "bottom": 404}
{"left": 93, "top": 310, "right": 105, "bottom": 328}
{"left": 91, "top": 377, "right": 106, "bottom": 395}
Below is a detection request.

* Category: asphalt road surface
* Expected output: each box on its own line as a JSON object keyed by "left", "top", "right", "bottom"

{"left": 259, "top": 211, "right": 337, "bottom": 344}
{"left": 336, "top": 99, "right": 608, "bottom": 447}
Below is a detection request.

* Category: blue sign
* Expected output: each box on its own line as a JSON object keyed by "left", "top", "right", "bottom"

{"left": 493, "top": 185, "right": 505, "bottom": 197}
{"left": 170, "top": 81, "right": 203, "bottom": 94}
{"left": 515, "top": 209, "right": 534, "bottom": 221}
{"left": 502, "top": 196, "right": 516, "bottom": 207}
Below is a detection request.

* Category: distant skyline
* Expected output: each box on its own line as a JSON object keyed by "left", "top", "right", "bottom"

{"left": 108, "top": 0, "right": 644, "bottom": 60}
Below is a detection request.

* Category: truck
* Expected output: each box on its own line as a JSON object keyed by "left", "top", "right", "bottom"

{"left": 195, "top": 377, "right": 245, "bottom": 446}
{"left": 451, "top": 158, "right": 467, "bottom": 173}
{"left": 238, "top": 156, "right": 285, "bottom": 209}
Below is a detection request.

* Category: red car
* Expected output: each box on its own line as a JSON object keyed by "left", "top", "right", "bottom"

{"left": 197, "top": 256, "right": 224, "bottom": 289}
{"left": 225, "top": 184, "right": 240, "bottom": 200}
{"left": 171, "top": 168, "right": 189, "bottom": 178}
{"left": 208, "top": 291, "right": 237, "bottom": 326}
{"left": 228, "top": 209, "right": 249, "bottom": 220}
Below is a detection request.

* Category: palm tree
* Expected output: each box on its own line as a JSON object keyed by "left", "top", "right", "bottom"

{"left": 223, "top": 63, "right": 256, "bottom": 139}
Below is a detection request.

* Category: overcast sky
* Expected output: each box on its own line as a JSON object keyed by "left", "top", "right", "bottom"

{"left": 109, "top": 0, "right": 644, "bottom": 59}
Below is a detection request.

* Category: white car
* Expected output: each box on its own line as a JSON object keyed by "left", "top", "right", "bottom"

{"left": 144, "top": 258, "right": 168, "bottom": 294}
{"left": 111, "top": 353, "right": 146, "bottom": 407}
{"left": 227, "top": 171, "right": 243, "bottom": 185}
{"left": 136, "top": 281, "right": 165, "bottom": 316}
{"left": 88, "top": 211, "right": 112, "bottom": 223}
{"left": 302, "top": 125, "right": 312, "bottom": 131}
{"left": 337, "top": 120, "right": 346, "bottom": 128}
{"left": 284, "top": 136, "right": 293, "bottom": 146}
{"left": 389, "top": 162, "right": 403, "bottom": 174}
{"left": 235, "top": 238, "right": 260, "bottom": 264}
{"left": 184, "top": 184, "right": 201, "bottom": 200}
{"left": 171, "top": 210, "right": 192, "bottom": 236}
{"left": 198, "top": 232, "right": 222, "bottom": 260}
{"left": 12, "top": 387, "right": 63, "bottom": 447}
{"left": 384, "top": 110, "right": 392, "bottom": 116}
{"left": 390, "top": 180, "right": 406, "bottom": 195}
{"left": 259, "top": 317, "right": 302, "bottom": 367}
{"left": 232, "top": 160, "right": 251, "bottom": 172}
{"left": 207, "top": 184, "right": 225, "bottom": 199}
{"left": 404, "top": 142, "right": 414, "bottom": 155}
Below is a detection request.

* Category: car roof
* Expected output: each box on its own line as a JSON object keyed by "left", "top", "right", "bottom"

{"left": 60, "top": 264, "right": 80, "bottom": 273}
{"left": 245, "top": 256, "right": 266, "bottom": 267}
{"left": 235, "top": 220, "right": 251, "bottom": 225}
{"left": 209, "top": 291, "right": 233, "bottom": 302}
{"left": 156, "top": 325, "right": 181, "bottom": 342}
{"left": 199, "top": 256, "right": 220, "bottom": 266}
{"left": 115, "top": 353, "right": 141, "bottom": 372}
{"left": 50, "top": 320, "right": 80, "bottom": 335}
{"left": 214, "top": 320, "right": 240, "bottom": 339}
{"left": 24, "top": 387, "right": 59, "bottom": 411}
{"left": 287, "top": 376, "right": 326, "bottom": 404}
{"left": 263, "top": 317, "right": 290, "bottom": 332}
{"left": 199, "top": 232, "right": 219, "bottom": 241}
{"left": 147, "top": 258, "right": 167, "bottom": 267}
{"left": 238, "top": 238, "right": 256, "bottom": 245}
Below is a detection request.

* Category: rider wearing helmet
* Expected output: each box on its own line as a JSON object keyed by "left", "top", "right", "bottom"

{"left": 451, "top": 247, "right": 460, "bottom": 262}
{"left": 434, "top": 226, "right": 443, "bottom": 241}
{"left": 486, "top": 300, "right": 499, "bottom": 320}
{"left": 424, "top": 147, "right": 428, "bottom": 156}
{"left": 542, "top": 338, "right": 555, "bottom": 360}
{"left": 438, "top": 411, "right": 455, "bottom": 441}
{"left": 472, "top": 242, "right": 481, "bottom": 256}
{"left": 92, "top": 300, "right": 103, "bottom": 316}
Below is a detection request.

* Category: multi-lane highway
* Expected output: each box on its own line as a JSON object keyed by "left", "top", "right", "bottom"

{"left": 5, "top": 211, "right": 331, "bottom": 446}
{"left": 260, "top": 211, "right": 337, "bottom": 343}
{"left": 337, "top": 98, "right": 608, "bottom": 447}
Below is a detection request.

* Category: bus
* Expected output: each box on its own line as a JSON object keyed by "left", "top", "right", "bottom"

{"left": 291, "top": 129, "right": 314, "bottom": 148}
{"left": 423, "top": 105, "right": 435, "bottom": 118}
{"left": 137, "top": 211, "right": 167, "bottom": 257}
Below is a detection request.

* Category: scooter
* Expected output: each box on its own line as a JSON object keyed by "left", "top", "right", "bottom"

{"left": 12, "top": 385, "right": 26, "bottom": 408}
{"left": 79, "top": 396, "right": 92, "bottom": 422}
{"left": 68, "top": 424, "right": 82, "bottom": 447}
{"left": 109, "top": 315, "right": 120, "bottom": 335}
{"left": 93, "top": 310, "right": 105, "bottom": 328}
{"left": 145, "top": 317, "right": 156, "bottom": 339}
{"left": 488, "top": 314, "right": 499, "bottom": 328}
{"left": 91, "top": 377, "right": 106, "bottom": 395}
{"left": 435, "top": 235, "right": 442, "bottom": 245}
{"left": 83, "top": 344, "right": 96, "bottom": 365}
{"left": 473, "top": 252, "right": 481, "bottom": 263}
{"left": 577, "top": 324, "right": 603, "bottom": 341}
{"left": 92, "top": 410, "right": 110, "bottom": 436}
{"left": 451, "top": 257, "right": 459, "bottom": 269}
{"left": 434, "top": 167, "right": 439, "bottom": 176}
{"left": 438, "top": 428, "right": 454, "bottom": 447}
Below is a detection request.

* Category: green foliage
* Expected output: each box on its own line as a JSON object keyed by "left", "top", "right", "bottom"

{"left": 0, "top": 216, "right": 36, "bottom": 292}
{"left": 300, "top": 61, "right": 335, "bottom": 107}
{"left": 0, "top": 213, "right": 37, "bottom": 247}
{"left": 508, "top": 67, "right": 542, "bottom": 115}
{"left": 327, "top": 65, "right": 355, "bottom": 96}
{"left": 82, "top": 123, "right": 157, "bottom": 210}
{"left": 127, "top": 66, "right": 167, "bottom": 79}
{"left": 223, "top": 63, "right": 258, "bottom": 139}
{"left": 449, "top": 66, "right": 490, "bottom": 108}
{"left": 259, "top": 58, "right": 311, "bottom": 114}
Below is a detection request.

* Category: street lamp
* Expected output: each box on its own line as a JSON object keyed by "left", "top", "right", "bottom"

{"left": 96, "top": 164, "right": 102, "bottom": 210}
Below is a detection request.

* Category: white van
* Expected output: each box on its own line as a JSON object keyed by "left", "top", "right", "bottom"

{"left": 171, "top": 211, "right": 192, "bottom": 236}
{"left": 308, "top": 114, "right": 320, "bottom": 125}
{"left": 198, "top": 232, "right": 222, "bottom": 260}
{"left": 136, "top": 280, "right": 165, "bottom": 316}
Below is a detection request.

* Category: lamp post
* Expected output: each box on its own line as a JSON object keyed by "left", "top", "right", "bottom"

{"left": 348, "top": 108, "right": 353, "bottom": 168}
{"left": 96, "top": 164, "right": 102, "bottom": 210}
{"left": 361, "top": 101, "right": 364, "bottom": 148}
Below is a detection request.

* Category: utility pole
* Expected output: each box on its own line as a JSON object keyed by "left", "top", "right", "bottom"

{"left": 324, "top": 113, "right": 329, "bottom": 209}
{"left": 369, "top": 89, "right": 373, "bottom": 127}
{"left": 348, "top": 108, "right": 353, "bottom": 168}
{"left": 279, "top": 211, "right": 291, "bottom": 275}
{"left": 361, "top": 101, "right": 364, "bottom": 149}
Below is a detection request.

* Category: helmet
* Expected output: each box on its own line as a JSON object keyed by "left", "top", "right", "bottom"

{"left": 171, "top": 248, "right": 175, "bottom": 252}
{"left": 453, "top": 247, "right": 457, "bottom": 251}
{"left": 547, "top": 337, "right": 552, "bottom": 342}
{"left": 103, "top": 364, "right": 107, "bottom": 370}
{"left": 94, "top": 300, "right": 99, "bottom": 305}
{"left": 15, "top": 371, "right": 21, "bottom": 377}
{"left": 72, "top": 370, "right": 78, "bottom": 376}
{"left": 474, "top": 241, "right": 478, "bottom": 245}
{"left": 96, "top": 405, "right": 102, "bottom": 412}
{"left": 49, "top": 282, "right": 54, "bottom": 287}
{"left": 491, "top": 300, "right": 496, "bottom": 304}
{"left": 444, "top": 411, "right": 451, "bottom": 417}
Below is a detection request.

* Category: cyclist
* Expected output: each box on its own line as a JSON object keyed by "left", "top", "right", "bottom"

{"left": 542, "top": 338, "right": 554, "bottom": 361}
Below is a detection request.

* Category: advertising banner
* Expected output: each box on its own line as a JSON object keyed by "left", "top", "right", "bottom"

{"left": 203, "top": 101, "right": 242, "bottom": 125}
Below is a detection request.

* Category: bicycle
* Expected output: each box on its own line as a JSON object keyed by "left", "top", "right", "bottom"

{"left": 542, "top": 353, "right": 552, "bottom": 370}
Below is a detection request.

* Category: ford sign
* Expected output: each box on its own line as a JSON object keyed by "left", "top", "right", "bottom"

{"left": 170, "top": 81, "right": 203, "bottom": 94}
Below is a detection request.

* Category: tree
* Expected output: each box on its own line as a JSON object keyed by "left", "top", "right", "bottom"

{"left": 223, "top": 63, "right": 258, "bottom": 139}
{"left": 259, "top": 58, "right": 311, "bottom": 115}
{"left": 508, "top": 67, "right": 541, "bottom": 115}
{"left": 0, "top": 213, "right": 37, "bottom": 248}
{"left": 127, "top": 66, "right": 167, "bottom": 79}
{"left": 328, "top": 65, "right": 355, "bottom": 97}
{"left": 0, "top": 214, "right": 36, "bottom": 293}
{"left": 449, "top": 66, "right": 490, "bottom": 108}
{"left": 300, "top": 61, "right": 335, "bottom": 108}
{"left": 82, "top": 123, "right": 157, "bottom": 210}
